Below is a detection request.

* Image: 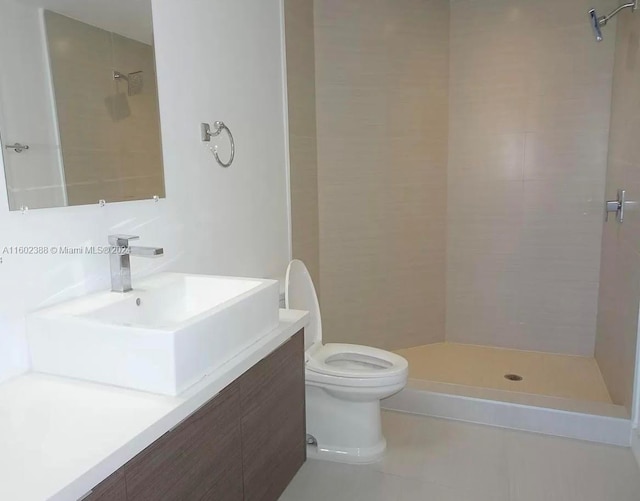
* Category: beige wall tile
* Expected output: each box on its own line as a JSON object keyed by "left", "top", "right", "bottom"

{"left": 290, "top": 134, "right": 320, "bottom": 285}
{"left": 112, "top": 33, "right": 157, "bottom": 81}
{"left": 523, "top": 130, "right": 609, "bottom": 182}
{"left": 44, "top": 10, "right": 111, "bottom": 66}
{"left": 596, "top": 10, "right": 640, "bottom": 410}
{"left": 309, "top": 0, "right": 618, "bottom": 360}
{"left": 448, "top": 133, "right": 525, "bottom": 182}
{"left": 446, "top": 0, "right": 615, "bottom": 356}
{"left": 284, "top": 0, "right": 320, "bottom": 287}
{"left": 315, "top": 0, "right": 449, "bottom": 350}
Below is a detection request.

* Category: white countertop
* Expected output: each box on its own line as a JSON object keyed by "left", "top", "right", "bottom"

{"left": 0, "top": 309, "right": 309, "bottom": 501}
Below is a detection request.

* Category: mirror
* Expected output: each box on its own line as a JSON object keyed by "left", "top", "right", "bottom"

{"left": 0, "top": 0, "right": 165, "bottom": 210}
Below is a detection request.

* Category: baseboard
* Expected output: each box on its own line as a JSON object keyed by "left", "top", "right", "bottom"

{"left": 382, "top": 380, "right": 632, "bottom": 447}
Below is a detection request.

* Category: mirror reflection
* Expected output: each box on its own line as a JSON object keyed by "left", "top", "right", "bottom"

{"left": 0, "top": 0, "right": 165, "bottom": 210}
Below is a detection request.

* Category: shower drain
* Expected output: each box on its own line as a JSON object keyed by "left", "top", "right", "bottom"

{"left": 504, "top": 373, "right": 523, "bottom": 382}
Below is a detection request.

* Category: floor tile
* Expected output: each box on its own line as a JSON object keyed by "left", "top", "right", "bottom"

{"left": 279, "top": 461, "right": 404, "bottom": 501}
{"left": 398, "top": 478, "right": 506, "bottom": 501}
{"left": 371, "top": 411, "right": 510, "bottom": 499}
{"left": 279, "top": 411, "right": 640, "bottom": 501}
{"left": 506, "top": 429, "right": 640, "bottom": 501}
{"left": 279, "top": 460, "right": 501, "bottom": 501}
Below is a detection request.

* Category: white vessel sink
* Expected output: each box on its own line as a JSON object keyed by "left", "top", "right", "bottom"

{"left": 27, "top": 273, "right": 280, "bottom": 395}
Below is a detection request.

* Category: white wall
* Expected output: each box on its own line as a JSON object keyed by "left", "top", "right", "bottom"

{"left": 0, "top": 0, "right": 291, "bottom": 384}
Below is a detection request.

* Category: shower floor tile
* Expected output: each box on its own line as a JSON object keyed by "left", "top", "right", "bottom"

{"left": 395, "top": 342, "right": 612, "bottom": 403}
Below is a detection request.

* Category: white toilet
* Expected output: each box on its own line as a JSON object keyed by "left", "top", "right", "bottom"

{"left": 285, "top": 259, "right": 408, "bottom": 464}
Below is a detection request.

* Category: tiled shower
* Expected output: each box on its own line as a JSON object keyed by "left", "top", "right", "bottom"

{"left": 285, "top": 0, "right": 640, "bottom": 416}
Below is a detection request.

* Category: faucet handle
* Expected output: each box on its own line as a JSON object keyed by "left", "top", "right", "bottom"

{"left": 108, "top": 234, "right": 140, "bottom": 246}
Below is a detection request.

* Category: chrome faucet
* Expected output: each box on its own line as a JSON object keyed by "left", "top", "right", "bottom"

{"left": 108, "top": 235, "right": 164, "bottom": 292}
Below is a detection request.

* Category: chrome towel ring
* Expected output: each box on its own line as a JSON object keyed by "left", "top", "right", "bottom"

{"left": 200, "top": 121, "right": 235, "bottom": 168}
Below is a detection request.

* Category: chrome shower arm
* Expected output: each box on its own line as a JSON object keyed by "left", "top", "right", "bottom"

{"left": 589, "top": 0, "right": 637, "bottom": 41}
{"left": 595, "top": 0, "right": 637, "bottom": 27}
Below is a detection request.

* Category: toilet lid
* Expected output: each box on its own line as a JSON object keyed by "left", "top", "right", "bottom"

{"left": 285, "top": 259, "right": 322, "bottom": 351}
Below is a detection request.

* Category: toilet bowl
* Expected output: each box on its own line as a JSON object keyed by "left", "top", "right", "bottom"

{"left": 285, "top": 260, "right": 408, "bottom": 464}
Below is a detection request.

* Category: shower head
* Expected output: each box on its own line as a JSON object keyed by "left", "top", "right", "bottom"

{"left": 113, "top": 70, "right": 144, "bottom": 96}
{"left": 589, "top": 0, "right": 638, "bottom": 42}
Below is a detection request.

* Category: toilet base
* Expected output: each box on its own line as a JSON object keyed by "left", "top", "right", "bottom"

{"left": 306, "top": 437, "right": 387, "bottom": 464}
{"left": 305, "top": 384, "right": 388, "bottom": 464}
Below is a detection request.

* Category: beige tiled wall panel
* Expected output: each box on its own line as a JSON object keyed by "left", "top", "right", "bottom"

{"left": 446, "top": 0, "right": 617, "bottom": 356}
{"left": 45, "top": 12, "right": 164, "bottom": 206}
{"left": 596, "top": 10, "right": 640, "bottom": 409}
{"left": 314, "top": 0, "right": 449, "bottom": 350}
{"left": 284, "top": 0, "right": 320, "bottom": 288}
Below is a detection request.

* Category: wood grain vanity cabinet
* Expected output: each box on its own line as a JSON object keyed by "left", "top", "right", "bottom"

{"left": 238, "top": 331, "right": 306, "bottom": 501}
{"left": 82, "top": 469, "right": 127, "bottom": 501}
{"left": 125, "top": 384, "right": 243, "bottom": 501}
{"left": 81, "top": 331, "right": 305, "bottom": 501}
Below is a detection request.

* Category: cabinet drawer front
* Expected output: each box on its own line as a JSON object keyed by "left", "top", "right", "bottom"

{"left": 239, "top": 331, "right": 306, "bottom": 501}
{"left": 125, "top": 385, "right": 242, "bottom": 501}
{"left": 238, "top": 331, "right": 304, "bottom": 415}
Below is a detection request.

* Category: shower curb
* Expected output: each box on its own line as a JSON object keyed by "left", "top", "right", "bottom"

{"left": 382, "top": 383, "right": 632, "bottom": 447}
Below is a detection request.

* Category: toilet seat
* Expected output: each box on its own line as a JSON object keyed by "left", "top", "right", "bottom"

{"left": 307, "top": 343, "right": 408, "bottom": 379}
{"left": 285, "top": 259, "right": 408, "bottom": 382}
